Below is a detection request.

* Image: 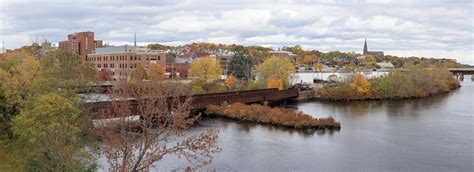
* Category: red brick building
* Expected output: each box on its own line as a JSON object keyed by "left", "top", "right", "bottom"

{"left": 86, "top": 46, "right": 167, "bottom": 81}
{"left": 166, "top": 63, "right": 190, "bottom": 79}
{"left": 58, "top": 31, "right": 102, "bottom": 60}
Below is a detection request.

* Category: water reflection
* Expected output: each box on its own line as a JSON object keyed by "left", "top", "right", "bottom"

{"left": 150, "top": 80, "right": 473, "bottom": 171}
{"left": 211, "top": 118, "right": 339, "bottom": 138}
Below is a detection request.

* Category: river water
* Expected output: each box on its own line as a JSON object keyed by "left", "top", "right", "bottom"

{"left": 101, "top": 77, "right": 474, "bottom": 171}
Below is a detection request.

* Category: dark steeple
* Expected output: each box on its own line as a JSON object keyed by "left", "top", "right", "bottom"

{"left": 363, "top": 38, "right": 368, "bottom": 55}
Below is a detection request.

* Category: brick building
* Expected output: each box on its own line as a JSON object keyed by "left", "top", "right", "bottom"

{"left": 86, "top": 45, "right": 167, "bottom": 81}
{"left": 166, "top": 63, "right": 190, "bottom": 79}
{"left": 58, "top": 31, "right": 103, "bottom": 60}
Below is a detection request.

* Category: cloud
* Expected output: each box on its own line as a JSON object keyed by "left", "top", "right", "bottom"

{"left": 0, "top": 0, "right": 472, "bottom": 64}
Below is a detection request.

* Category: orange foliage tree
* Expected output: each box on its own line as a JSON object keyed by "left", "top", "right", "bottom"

{"left": 266, "top": 75, "right": 283, "bottom": 90}
{"left": 224, "top": 75, "right": 237, "bottom": 91}
{"left": 147, "top": 63, "right": 166, "bottom": 81}
{"left": 350, "top": 74, "right": 371, "bottom": 94}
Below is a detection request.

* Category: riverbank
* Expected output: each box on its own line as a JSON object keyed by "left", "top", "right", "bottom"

{"left": 205, "top": 103, "right": 341, "bottom": 130}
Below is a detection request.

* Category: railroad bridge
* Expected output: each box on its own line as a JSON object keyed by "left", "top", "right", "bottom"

{"left": 449, "top": 68, "right": 474, "bottom": 80}
{"left": 86, "top": 88, "right": 299, "bottom": 117}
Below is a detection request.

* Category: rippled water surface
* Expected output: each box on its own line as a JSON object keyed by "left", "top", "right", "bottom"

{"left": 103, "top": 78, "right": 474, "bottom": 171}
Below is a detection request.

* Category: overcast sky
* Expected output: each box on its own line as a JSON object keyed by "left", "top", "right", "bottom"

{"left": 0, "top": 0, "right": 473, "bottom": 64}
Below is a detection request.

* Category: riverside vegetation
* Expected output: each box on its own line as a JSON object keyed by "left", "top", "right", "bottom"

{"left": 317, "top": 68, "right": 460, "bottom": 101}
{"left": 206, "top": 103, "right": 341, "bottom": 130}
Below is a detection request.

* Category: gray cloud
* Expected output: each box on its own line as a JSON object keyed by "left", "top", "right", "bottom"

{"left": 0, "top": 0, "right": 472, "bottom": 64}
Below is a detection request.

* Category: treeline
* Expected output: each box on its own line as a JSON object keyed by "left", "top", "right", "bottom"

{"left": 0, "top": 50, "right": 97, "bottom": 171}
{"left": 318, "top": 68, "right": 460, "bottom": 100}
{"left": 189, "top": 56, "right": 295, "bottom": 94}
{"left": 0, "top": 50, "right": 222, "bottom": 171}
{"left": 206, "top": 103, "right": 341, "bottom": 130}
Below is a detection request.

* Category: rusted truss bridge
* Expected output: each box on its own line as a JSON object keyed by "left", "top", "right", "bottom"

{"left": 86, "top": 88, "right": 299, "bottom": 116}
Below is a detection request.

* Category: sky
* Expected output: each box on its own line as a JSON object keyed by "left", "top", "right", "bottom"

{"left": 0, "top": 0, "right": 473, "bottom": 64}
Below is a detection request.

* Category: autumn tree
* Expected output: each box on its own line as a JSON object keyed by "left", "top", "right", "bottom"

{"left": 96, "top": 80, "right": 221, "bottom": 171}
{"left": 303, "top": 55, "right": 316, "bottom": 65}
{"left": 314, "top": 63, "right": 324, "bottom": 79}
{"left": 0, "top": 52, "right": 41, "bottom": 139}
{"left": 34, "top": 50, "right": 97, "bottom": 95}
{"left": 147, "top": 63, "right": 166, "bottom": 81}
{"left": 228, "top": 50, "right": 253, "bottom": 80}
{"left": 1, "top": 50, "right": 98, "bottom": 169}
{"left": 188, "top": 57, "right": 223, "bottom": 93}
{"left": 350, "top": 74, "right": 371, "bottom": 94}
{"left": 225, "top": 75, "right": 237, "bottom": 91}
{"left": 295, "top": 57, "right": 304, "bottom": 65}
{"left": 266, "top": 75, "right": 283, "bottom": 90}
{"left": 130, "top": 65, "right": 148, "bottom": 82}
{"left": 12, "top": 93, "right": 92, "bottom": 171}
{"left": 255, "top": 56, "right": 295, "bottom": 89}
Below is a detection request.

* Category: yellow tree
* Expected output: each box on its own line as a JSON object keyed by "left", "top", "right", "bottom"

{"left": 266, "top": 75, "right": 283, "bottom": 90}
{"left": 0, "top": 52, "right": 41, "bottom": 139}
{"left": 350, "top": 74, "right": 371, "bottom": 94}
{"left": 224, "top": 75, "right": 237, "bottom": 91}
{"left": 188, "top": 57, "right": 223, "bottom": 91}
{"left": 295, "top": 57, "right": 304, "bottom": 65}
{"left": 314, "top": 63, "right": 324, "bottom": 79}
{"left": 147, "top": 63, "right": 166, "bottom": 81}
{"left": 131, "top": 65, "right": 148, "bottom": 82}
{"left": 255, "top": 56, "right": 294, "bottom": 88}
{"left": 365, "top": 55, "right": 376, "bottom": 68}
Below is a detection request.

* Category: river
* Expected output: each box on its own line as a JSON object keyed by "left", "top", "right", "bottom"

{"left": 99, "top": 77, "right": 474, "bottom": 171}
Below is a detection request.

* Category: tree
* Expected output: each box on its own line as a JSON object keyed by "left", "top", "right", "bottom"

{"left": 255, "top": 56, "right": 295, "bottom": 89}
{"left": 12, "top": 93, "right": 91, "bottom": 171}
{"left": 0, "top": 52, "right": 41, "bottom": 139}
{"left": 295, "top": 57, "right": 304, "bottom": 65}
{"left": 314, "top": 63, "right": 324, "bottom": 80}
{"left": 350, "top": 74, "right": 371, "bottom": 94}
{"left": 188, "top": 57, "right": 223, "bottom": 91}
{"left": 131, "top": 65, "right": 148, "bottom": 82}
{"left": 97, "top": 80, "right": 221, "bottom": 171}
{"left": 225, "top": 75, "right": 237, "bottom": 91}
{"left": 303, "top": 55, "right": 315, "bottom": 65}
{"left": 147, "top": 63, "right": 166, "bottom": 81}
{"left": 34, "top": 50, "right": 97, "bottom": 95}
{"left": 228, "top": 51, "right": 253, "bottom": 80}
{"left": 266, "top": 75, "right": 283, "bottom": 90}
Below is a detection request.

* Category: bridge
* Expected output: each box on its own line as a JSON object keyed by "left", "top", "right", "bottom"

{"left": 449, "top": 68, "right": 474, "bottom": 80}
{"left": 86, "top": 88, "right": 299, "bottom": 117}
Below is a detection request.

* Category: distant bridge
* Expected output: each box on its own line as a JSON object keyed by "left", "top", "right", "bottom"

{"left": 449, "top": 68, "right": 474, "bottom": 80}
{"left": 86, "top": 88, "right": 299, "bottom": 118}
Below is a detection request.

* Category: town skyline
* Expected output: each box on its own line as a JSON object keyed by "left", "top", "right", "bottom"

{"left": 0, "top": 0, "right": 473, "bottom": 65}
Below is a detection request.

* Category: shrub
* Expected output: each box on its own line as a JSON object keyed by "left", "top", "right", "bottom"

{"left": 318, "top": 68, "right": 460, "bottom": 100}
{"left": 206, "top": 103, "right": 341, "bottom": 130}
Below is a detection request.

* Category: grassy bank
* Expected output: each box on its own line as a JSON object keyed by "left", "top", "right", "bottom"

{"left": 206, "top": 103, "right": 341, "bottom": 130}
{"left": 318, "top": 68, "right": 460, "bottom": 101}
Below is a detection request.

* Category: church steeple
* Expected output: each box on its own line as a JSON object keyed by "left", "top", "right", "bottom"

{"left": 134, "top": 32, "right": 137, "bottom": 47}
{"left": 363, "top": 38, "right": 368, "bottom": 55}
